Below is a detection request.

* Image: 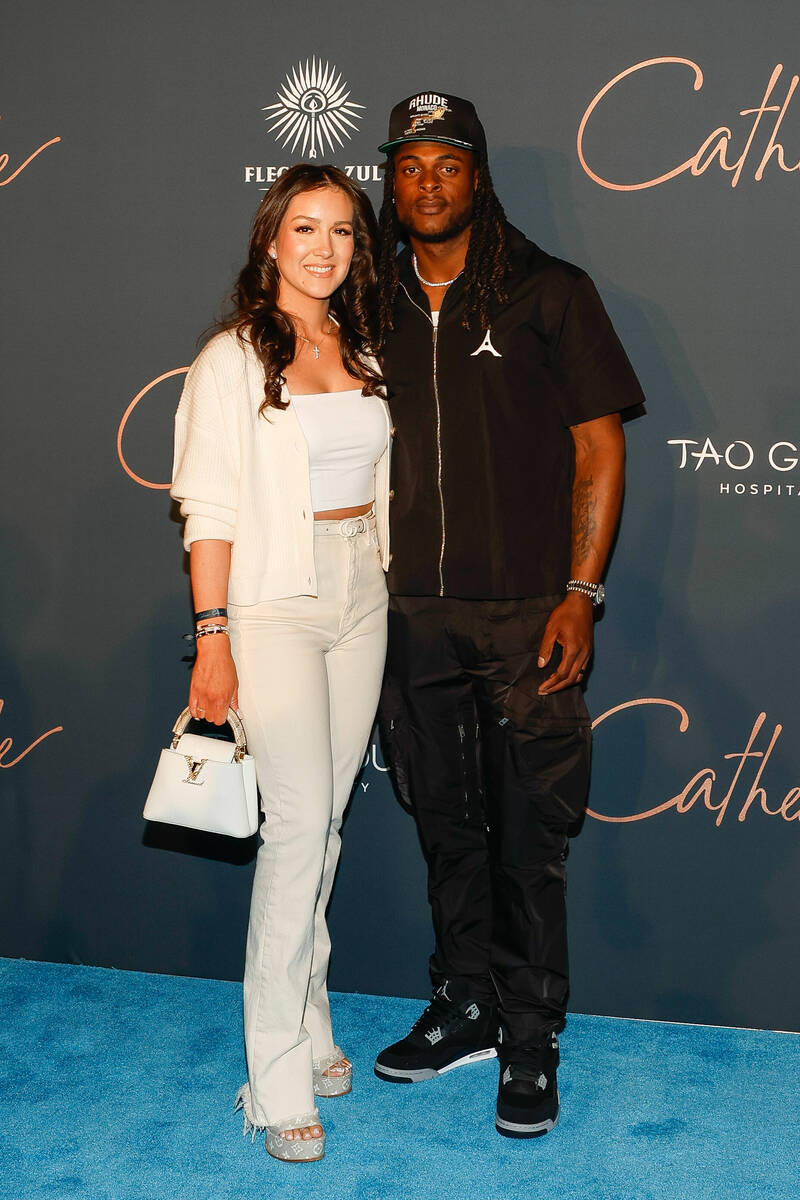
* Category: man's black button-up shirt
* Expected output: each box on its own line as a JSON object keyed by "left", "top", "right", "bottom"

{"left": 381, "top": 226, "right": 645, "bottom": 599}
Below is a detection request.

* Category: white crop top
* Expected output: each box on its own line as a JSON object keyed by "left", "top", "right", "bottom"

{"left": 291, "top": 388, "right": 389, "bottom": 511}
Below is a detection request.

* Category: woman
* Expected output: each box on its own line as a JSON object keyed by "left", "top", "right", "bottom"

{"left": 171, "top": 165, "right": 390, "bottom": 1162}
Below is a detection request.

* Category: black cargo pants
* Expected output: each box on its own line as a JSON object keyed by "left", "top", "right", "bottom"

{"left": 379, "top": 594, "right": 591, "bottom": 1043}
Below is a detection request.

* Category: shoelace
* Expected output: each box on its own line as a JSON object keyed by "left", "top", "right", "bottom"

{"left": 503, "top": 1041, "right": 554, "bottom": 1084}
{"left": 411, "top": 993, "right": 464, "bottom": 1034}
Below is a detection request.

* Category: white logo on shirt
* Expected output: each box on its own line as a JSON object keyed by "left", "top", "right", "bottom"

{"left": 470, "top": 329, "right": 502, "bottom": 358}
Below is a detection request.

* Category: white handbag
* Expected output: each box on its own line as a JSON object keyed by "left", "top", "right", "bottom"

{"left": 143, "top": 706, "right": 259, "bottom": 838}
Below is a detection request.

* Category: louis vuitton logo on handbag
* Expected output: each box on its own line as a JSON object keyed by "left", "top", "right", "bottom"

{"left": 182, "top": 756, "right": 208, "bottom": 785}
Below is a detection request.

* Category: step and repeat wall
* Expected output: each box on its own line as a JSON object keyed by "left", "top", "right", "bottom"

{"left": 2, "top": 0, "right": 799, "bottom": 1031}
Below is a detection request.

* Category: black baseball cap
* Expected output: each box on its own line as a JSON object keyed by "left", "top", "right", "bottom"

{"left": 379, "top": 92, "right": 487, "bottom": 159}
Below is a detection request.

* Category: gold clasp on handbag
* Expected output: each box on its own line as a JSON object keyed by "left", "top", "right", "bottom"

{"left": 182, "top": 756, "right": 208, "bottom": 785}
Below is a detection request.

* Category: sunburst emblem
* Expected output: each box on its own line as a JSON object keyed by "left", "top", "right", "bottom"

{"left": 263, "top": 58, "right": 365, "bottom": 160}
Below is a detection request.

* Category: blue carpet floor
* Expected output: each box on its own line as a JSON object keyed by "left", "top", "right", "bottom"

{"left": 0, "top": 958, "right": 797, "bottom": 1200}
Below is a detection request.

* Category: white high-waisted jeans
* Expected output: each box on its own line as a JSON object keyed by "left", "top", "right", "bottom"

{"left": 228, "top": 513, "right": 387, "bottom": 1127}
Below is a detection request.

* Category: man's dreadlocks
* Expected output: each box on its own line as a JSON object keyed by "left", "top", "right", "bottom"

{"left": 376, "top": 154, "right": 510, "bottom": 345}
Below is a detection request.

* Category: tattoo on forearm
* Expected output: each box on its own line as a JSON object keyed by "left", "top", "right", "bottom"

{"left": 572, "top": 476, "right": 597, "bottom": 568}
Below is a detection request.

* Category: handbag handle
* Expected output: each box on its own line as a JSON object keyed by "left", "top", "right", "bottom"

{"left": 170, "top": 706, "right": 248, "bottom": 763}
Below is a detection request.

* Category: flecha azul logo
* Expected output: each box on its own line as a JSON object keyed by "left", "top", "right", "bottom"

{"left": 244, "top": 57, "right": 383, "bottom": 189}
{"left": 265, "top": 57, "right": 363, "bottom": 159}
{"left": 667, "top": 436, "right": 800, "bottom": 497}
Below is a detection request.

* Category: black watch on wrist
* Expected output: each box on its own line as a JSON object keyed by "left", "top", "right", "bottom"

{"left": 565, "top": 579, "right": 605, "bottom": 606}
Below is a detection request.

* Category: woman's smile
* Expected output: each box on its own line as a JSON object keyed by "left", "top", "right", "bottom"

{"left": 271, "top": 187, "right": 355, "bottom": 309}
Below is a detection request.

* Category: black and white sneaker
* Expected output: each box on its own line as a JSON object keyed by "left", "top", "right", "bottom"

{"left": 495, "top": 1030, "right": 560, "bottom": 1138}
{"left": 374, "top": 984, "right": 497, "bottom": 1083}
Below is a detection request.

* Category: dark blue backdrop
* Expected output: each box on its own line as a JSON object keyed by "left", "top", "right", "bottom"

{"left": 2, "top": 0, "right": 798, "bottom": 1031}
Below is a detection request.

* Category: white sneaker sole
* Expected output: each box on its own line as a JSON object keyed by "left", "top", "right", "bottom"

{"left": 374, "top": 1046, "right": 497, "bottom": 1083}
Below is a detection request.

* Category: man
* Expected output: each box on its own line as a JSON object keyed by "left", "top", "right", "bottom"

{"left": 373, "top": 93, "right": 644, "bottom": 1139}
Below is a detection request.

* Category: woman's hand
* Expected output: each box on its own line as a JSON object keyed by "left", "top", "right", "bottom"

{"left": 189, "top": 635, "right": 239, "bottom": 725}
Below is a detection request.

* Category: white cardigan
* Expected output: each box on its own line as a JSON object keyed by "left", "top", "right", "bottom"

{"left": 171, "top": 329, "right": 391, "bottom": 605}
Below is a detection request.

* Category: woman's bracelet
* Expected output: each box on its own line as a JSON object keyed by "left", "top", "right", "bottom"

{"left": 194, "top": 607, "right": 228, "bottom": 623}
{"left": 193, "top": 624, "right": 230, "bottom": 641}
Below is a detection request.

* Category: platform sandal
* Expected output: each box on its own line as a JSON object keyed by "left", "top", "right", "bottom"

{"left": 264, "top": 1112, "right": 325, "bottom": 1162}
{"left": 235, "top": 1084, "right": 325, "bottom": 1162}
{"left": 313, "top": 1046, "right": 352, "bottom": 1098}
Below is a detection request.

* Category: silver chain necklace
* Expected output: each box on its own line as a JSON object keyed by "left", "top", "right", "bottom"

{"left": 295, "top": 315, "right": 333, "bottom": 360}
{"left": 412, "top": 253, "right": 463, "bottom": 288}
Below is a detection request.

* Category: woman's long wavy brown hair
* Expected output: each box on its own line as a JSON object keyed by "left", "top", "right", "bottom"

{"left": 215, "top": 164, "right": 382, "bottom": 415}
{"left": 376, "top": 154, "right": 510, "bottom": 341}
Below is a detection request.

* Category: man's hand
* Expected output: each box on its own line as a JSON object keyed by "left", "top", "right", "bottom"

{"left": 535, "top": 411, "right": 625, "bottom": 696}
{"left": 537, "top": 592, "right": 593, "bottom": 695}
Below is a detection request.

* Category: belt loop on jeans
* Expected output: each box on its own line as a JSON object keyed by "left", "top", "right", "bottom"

{"left": 340, "top": 516, "right": 368, "bottom": 537}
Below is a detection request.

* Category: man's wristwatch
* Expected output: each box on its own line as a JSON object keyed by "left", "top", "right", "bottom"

{"left": 566, "top": 579, "right": 605, "bottom": 606}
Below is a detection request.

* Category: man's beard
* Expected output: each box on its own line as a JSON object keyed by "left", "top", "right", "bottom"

{"left": 400, "top": 202, "right": 474, "bottom": 244}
